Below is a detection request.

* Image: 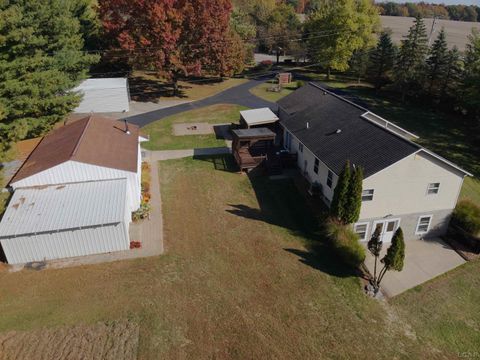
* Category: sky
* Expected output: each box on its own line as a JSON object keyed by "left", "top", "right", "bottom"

{"left": 377, "top": 0, "right": 479, "bottom": 5}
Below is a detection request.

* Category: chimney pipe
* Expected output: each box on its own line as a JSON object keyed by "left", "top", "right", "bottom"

{"left": 306, "top": 122, "right": 310, "bottom": 129}
{"left": 124, "top": 119, "right": 131, "bottom": 135}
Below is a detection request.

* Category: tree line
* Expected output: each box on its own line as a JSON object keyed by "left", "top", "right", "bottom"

{"left": 377, "top": 2, "right": 480, "bottom": 23}
{"left": 356, "top": 17, "right": 480, "bottom": 123}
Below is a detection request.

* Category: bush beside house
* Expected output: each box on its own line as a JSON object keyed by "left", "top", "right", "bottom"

{"left": 325, "top": 218, "right": 366, "bottom": 268}
{"left": 450, "top": 200, "right": 480, "bottom": 252}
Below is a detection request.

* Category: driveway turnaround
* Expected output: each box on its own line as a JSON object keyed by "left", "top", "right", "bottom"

{"left": 363, "top": 238, "right": 466, "bottom": 297}
{"left": 123, "top": 77, "right": 277, "bottom": 128}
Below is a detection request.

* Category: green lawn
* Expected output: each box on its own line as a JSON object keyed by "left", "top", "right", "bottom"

{"left": 249, "top": 81, "right": 298, "bottom": 102}
{"left": 141, "top": 104, "right": 248, "bottom": 151}
{"left": 392, "top": 259, "right": 480, "bottom": 356}
{"left": 0, "top": 155, "right": 453, "bottom": 359}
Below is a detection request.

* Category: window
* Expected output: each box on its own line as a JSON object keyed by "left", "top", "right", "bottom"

{"left": 362, "top": 189, "right": 374, "bottom": 201}
{"left": 427, "top": 183, "right": 440, "bottom": 195}
{"left": 299, "top": 143, "right": 303, "bottom": 153}
{"left": 327, "top": 170, "right": 333, "bottom": 188}
{"left": 354, "top": 223, "right": 369, "bottom": 241}
{"left": 416, "top": 215, "right": 433, "bottom": 234}
{"left": 314, "top": 158, "right": 320, "bottom": 174}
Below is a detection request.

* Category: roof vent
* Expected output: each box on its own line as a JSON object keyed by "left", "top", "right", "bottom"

{"left": 336, "top": 129, "right": 342, "bottom": 134}
{"left": 323, "top": 91, "right": 327, "bottom": 95}
{"left": 306, "top": 122, "right": 310, "bottom": 129}
{"left": 124, "top": 119, "right": 131, "bottom": 135}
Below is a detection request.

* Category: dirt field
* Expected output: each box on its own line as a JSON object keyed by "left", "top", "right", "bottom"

{"left": 0, "top": 320, "right": 139, "bottom": 360}
{"left": 381, "top": 16, "right": 480, "bottom": 51}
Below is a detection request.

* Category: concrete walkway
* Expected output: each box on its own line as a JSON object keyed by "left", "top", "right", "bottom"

{"left": 124, "top": 76, "right": 277, "bottom": 128}
{"left": 364, "top": 238, "right": 466, "bottom": 297}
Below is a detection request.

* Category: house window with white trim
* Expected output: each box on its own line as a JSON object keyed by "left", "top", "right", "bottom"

{"left": 427, "top": 183, "right": 440, "bottom": 195}
{"left": 314, "top": 158, "right": 319, "bottom": 174}
{"left": 416, "top": 215, "right": 433, "bottom": 234}
{"left": 354, "top": 223, "right": 369, "bottom": 241}
{"left": 326, "top": 170, "right": 333, "bottom": 188}
{"left": 362, "top": 189, "right": 374, "bottom": 201}
{"left": 299, "top": 143, "right": 303, "bottom": 153}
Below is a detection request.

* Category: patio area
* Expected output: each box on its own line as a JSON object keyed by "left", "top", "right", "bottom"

{"left": 364, "top": 237, "right": 466, "bottom": 297}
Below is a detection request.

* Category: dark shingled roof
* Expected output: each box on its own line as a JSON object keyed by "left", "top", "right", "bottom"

{"left": 11, "top": 115, "right": 139, "bottom": 184}
{"left": 232, "top": 127, "right": 276, "bottom": 139}
{"left": 278, "top": 83, "right": 420, "bottom": 177}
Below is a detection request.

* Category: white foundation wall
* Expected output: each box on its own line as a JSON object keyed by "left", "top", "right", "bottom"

{"left": 11, "top": 161, "right": 141, "bottom": 212}
{"left": 360, "top": 151, "right": 465, "bottom": 220}
{"left": 0, "top": 222, "right": 129, "bottom": 264}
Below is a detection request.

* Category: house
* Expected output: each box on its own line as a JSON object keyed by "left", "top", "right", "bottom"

{"left": 9, "top": 115, "right": 142, "bottom": 212}
{"left": 0, "top": 115, "right": 143, "bottom": 264}
{"left": 278, "top": 83, "right": 472, "bottom": 242}
{"left": 73, "top": 78, "right": 130, "bottom": 113}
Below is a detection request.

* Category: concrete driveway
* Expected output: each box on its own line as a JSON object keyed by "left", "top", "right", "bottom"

{"left": 363, "top": 238, "right": 465, "bottom": 297}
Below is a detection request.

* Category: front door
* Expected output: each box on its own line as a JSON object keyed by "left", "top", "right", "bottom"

{"left": 373, "top": 219, "right": 400, "bottom": 243}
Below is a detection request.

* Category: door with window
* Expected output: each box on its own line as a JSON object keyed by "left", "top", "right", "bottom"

{"left": 372, "top": 219, "right": 400, "bottom": 243}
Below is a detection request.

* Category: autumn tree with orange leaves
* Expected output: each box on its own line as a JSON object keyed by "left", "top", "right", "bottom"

{"left": 99, "top": 0, "right": 245, "bottom": 92}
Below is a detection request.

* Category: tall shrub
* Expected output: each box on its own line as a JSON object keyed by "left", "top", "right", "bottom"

{"left": 343, "top": 166, "right": 363, "bottom": 224}
{"left": 377, "top": 228, "right": 405, "bottom": 288}
{"left": 325, "top": 218, "right": 366, "bottom": 268}
{"left": 330, "top": 160, "right": 350, "bottom": 221}
{"left": 451, "top": 200, "right": 480, "bottom": 235}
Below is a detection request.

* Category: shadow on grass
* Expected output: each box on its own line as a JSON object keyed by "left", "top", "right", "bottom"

{"left": 188, "top": 155, "right": 357, "bottom": 278}
{"left": 128, "top": 76, "right": 190, "bottom": 101}
{"left": 192, "top": 153, "right": 238, "bottom": 173}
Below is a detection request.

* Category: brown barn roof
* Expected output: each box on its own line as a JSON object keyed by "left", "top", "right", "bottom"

{"left": 11, "top": 115, "right": 139, "bottom": 184}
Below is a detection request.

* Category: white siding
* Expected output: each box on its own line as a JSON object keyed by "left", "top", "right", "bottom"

{"left": 360, "top": 151, "right": 465, "bottom": 220}
{"left": 0, "top": 223, "right": 129, "bottom": 264}
{"left": 283, "top": 128, "right": 337, "bottom": 203}
{"left": 10, "top": 161, "right": 141, "bottom": 212}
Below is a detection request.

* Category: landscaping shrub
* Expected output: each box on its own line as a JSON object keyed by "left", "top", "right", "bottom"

{"left": 296, "top": 80, "right": 305, "bottom": 88}
{"left": 325, "top": 218, "right": 366, "bottom": 268}
{"left": 451, "top": 200, "right": 480, "bottom": 236}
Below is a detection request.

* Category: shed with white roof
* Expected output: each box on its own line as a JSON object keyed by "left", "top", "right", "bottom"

{"left": 73, "top": 78, "right": 130, "bottom": 113}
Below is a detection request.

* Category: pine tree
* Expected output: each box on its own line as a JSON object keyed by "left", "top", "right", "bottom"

{"left": 440, "top": 46, "right": 463, "bottom": 101}
{"left": 330, "top": 160, "right": 351, "bottom": 221}
{"left": 377, "top": 228, "right": 405, "bottom": 288}
{"left": 0, "top": 0, "right": 98, "bottom": 150}
{"left": 462, "top": 28, "right": 480, "bottom": 123}
{"left": 350, "top": 48, "right": 370, "bottom": 84}
{"left": 343, "top": 166, "right": 363, "bottom": 224}
{"left": 394, "top": 15, "right": 428, "bottom": 101}
{"left": 367, "top": 31, "right": 396, "bottom": 90}
{"left": 426, "top": 28, "right": 449, "bottom": 98}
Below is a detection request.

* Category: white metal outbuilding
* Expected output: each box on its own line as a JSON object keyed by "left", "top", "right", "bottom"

{"left": 73, "top": 78, "right": 130, "bottom": 113}
{"left": 0, "top": 179, "right": 130, "bottom": 264}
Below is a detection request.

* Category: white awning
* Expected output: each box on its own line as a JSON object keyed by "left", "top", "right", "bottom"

{"left": 240, "top": 108, "right": 279, "bottom": 127}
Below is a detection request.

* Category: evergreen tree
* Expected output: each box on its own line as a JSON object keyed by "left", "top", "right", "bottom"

{"left": 462, "top": 28, "right": 480, "bottom": 123}
{"left": 426, "top": 28, "right": 448, "bottom": 98}
{"left": 367, "top": 226, "right": 383, "bottom": 292}
{"left": 349, "top": 48, "right": 370, "bottom": 84}
{"left": 343, "top": 166, "right": 363, "bottom": 224}
{"left": 440, "top": 46, "right": 463, "bottom": 101}
{"left": 304, "top": 0, "right": 379, "bottom": 79}
{"left": 394, "top": 16, "right": 428, "bottom": 102}
{"left": 330, "top": 160, "right": 351, "bottom": 221}
{"left": 367, "top": 31, "right": 396, "bottom": 91}
{"left": 377, "top": 228, "right": 405, "bottom": 288}
{"left": 0, "top": 0, "right": 98, "bottom": 151}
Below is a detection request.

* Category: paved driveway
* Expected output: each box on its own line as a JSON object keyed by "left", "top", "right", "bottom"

{"left": 364, "top": 238, "right": 465, "bottom": 297}
{"left": 123, "top": 76, "right": 277, "bottom": 128}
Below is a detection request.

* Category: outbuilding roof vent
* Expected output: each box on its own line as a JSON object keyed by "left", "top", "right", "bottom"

{"left": 336, "top": 129, "right": 342, "bottom": 134}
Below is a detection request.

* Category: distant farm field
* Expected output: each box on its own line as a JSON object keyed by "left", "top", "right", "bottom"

{"left": 381, "top": 16, "right": 480, "bottom": 51}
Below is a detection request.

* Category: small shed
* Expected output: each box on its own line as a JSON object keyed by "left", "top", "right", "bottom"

{"left": 73, "top": 78, "right": 130, "bottom": 113}
{"left": 232, "top": 128, "right": 276, "bottom": 171}
{"left": 0, "top": 179, "right": 130, "bottom": 264}
{"left": 239, "top": 108, "right": 279, "bottom": 129}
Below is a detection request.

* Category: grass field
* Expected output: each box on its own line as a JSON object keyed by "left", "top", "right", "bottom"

{"left": 142, "top": 104, "right": 248, "bottom": 151}
{"left": 0, "top": 155, "right": 478, "bottom": 358}
{"left": 392, "top": 259, "right": 480, "bottom": 356}
{"left": 249, "top": 81, "right": 298, "bottom": 102}
{"left": 129, "top": 71, "right": 248, "bottom": 102}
